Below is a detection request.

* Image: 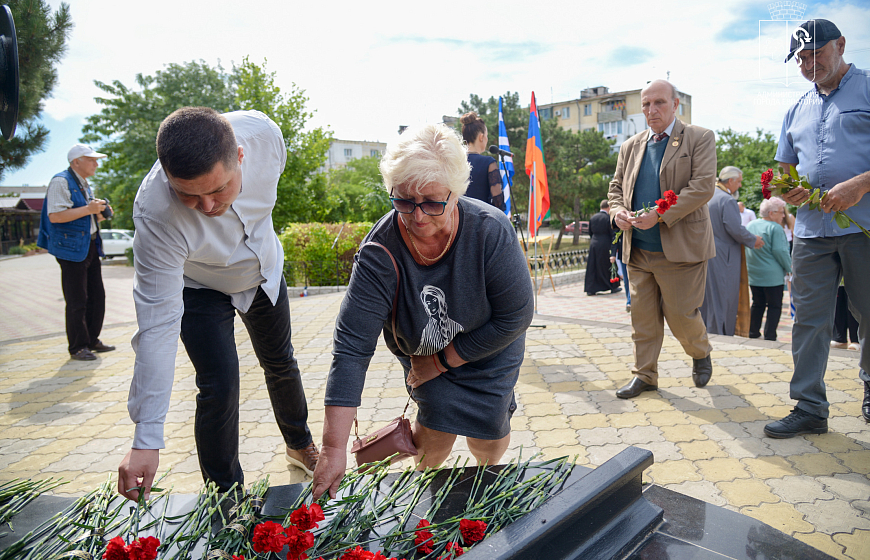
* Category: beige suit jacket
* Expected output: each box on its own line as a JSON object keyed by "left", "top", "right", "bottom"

{"left": 608, "top": 119, "right": 717, "bottom": 263}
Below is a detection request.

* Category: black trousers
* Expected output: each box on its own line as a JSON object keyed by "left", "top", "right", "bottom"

{"left": 179, "top": 279, "right": 312, "bottom": 491}
{"left": 833, "top": 286, "right": 859, "bottom": 344}
{"left": 57, "top": 238, "right": 106, "bottom": 354}
{"left": 749, "top": 285, "right": 784, "bottom": 341}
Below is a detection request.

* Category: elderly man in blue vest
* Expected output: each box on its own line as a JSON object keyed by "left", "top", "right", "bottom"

{"left": 37, "top": 144, "right": 115, "bottom": 361}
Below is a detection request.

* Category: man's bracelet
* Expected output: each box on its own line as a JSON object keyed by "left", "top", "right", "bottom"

{"left": 432, "top": 354, "right": 447, "bottom": 373}
{"left": 437, "top": 349, "right": 450, "bottom": 371}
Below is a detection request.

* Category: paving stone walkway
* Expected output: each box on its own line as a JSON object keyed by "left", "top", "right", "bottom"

{"left": 0, "top": 254, "right": 867, "bottom": 560}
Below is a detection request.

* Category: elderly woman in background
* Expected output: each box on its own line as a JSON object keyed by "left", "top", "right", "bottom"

{"left": 460, "top": 112, "right": 506, "bottom": 211}
{"left": 313, "top": 123, "right": 534, "bottom": 500}
{"left": 745, "top": 197, "right": 792, "bottom": 341}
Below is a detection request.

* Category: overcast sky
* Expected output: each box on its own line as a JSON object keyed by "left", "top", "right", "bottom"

{"left": 4, "top": 0, "right": 870, "bottom": 186}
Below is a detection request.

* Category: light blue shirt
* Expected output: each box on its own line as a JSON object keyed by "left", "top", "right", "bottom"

{"left": 775, "top": 64, "right": 870, "bottom": 238}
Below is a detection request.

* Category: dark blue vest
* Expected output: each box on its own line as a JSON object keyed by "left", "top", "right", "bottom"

{"left": 37, "top": 168, "right": 103, "bottom": 262}
{"left": 631, "top": 139, "right": 667, "bottom": 252}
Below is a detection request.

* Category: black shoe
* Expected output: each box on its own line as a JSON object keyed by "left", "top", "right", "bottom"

{"left": 616, "top": 377, "right": 658, "bottom": 399}
{"left": 70, "top": 348, "right": 97, "bottom": 361}
{"left": 89, "top": 340, "right": 116, "bottom": 353}
{"left": 862, "top": 380, "right": 870, "bottom": 423}
{"left": 764, "top": 408, "right": 828, "bottom": 438}
{"left": 692, "top": 355, "right": 712, "bottom": 388}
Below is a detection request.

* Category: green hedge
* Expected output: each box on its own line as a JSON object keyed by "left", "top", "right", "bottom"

{"left": 279, "top": 222, "right": 373, "bottom": 286}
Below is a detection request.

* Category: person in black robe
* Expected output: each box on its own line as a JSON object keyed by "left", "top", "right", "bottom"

{"left": 585, "top": 200, "right": 620, "bottom": 295}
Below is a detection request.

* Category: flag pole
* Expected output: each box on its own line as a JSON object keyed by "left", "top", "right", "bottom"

{"left": 531, "top": 161, "right": 539, "bottom": 313}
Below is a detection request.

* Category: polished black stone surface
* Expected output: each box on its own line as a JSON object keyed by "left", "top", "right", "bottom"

{"left": 635, "top": 485, "right": 838, "bottom": 560}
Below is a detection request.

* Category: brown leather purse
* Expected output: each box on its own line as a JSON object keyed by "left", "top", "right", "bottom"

{"left": 350, "top": 242, "right": 418, "bottom": 467}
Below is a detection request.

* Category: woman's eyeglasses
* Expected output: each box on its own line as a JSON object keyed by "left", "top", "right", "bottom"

{"left": 390, "top": 193, "right": 452, "bottom": 216}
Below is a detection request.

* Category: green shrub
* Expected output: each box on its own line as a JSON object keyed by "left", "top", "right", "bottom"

{"left": 125, "top": 247, "right": 134, "bottom": 266}
{"left": 8, "top": 245, "right": 26, "bottom": 255}
{"left": 279, "top": 222, "right": 373, "bottom": 286}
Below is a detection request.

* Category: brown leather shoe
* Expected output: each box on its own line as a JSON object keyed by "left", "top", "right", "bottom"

{"left": 286, "top": 442, "right": 319, "bottom": 476}
{"left": 692, "top": 355, "right": 712, "bottom": 388}
{"left": 616, "top": 377, "right": 657, "bottom": 399}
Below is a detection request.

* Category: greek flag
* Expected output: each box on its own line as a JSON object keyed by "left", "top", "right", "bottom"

{"left": 498, "top": 96, "right": 514, "bottom": 217}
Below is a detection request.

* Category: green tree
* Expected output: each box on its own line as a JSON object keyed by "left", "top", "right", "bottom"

{"left": 233, "top": 57, "right": 331, "bottom": 229}
{"left": 0, "top": 0, "right": 72, "bottom": 181}
{"left": 323, "top": 156, "right": 390, "bottom": 223}
{"left": 81, "top": 60, "right": 238, "bottom": 228}
{"left": 715, "top": 128, "right": 778, "bottom": 213}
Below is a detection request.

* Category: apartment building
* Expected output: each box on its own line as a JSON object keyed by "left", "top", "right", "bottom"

{"left": 320, "top": 139, "right": 387, "bottom": 172}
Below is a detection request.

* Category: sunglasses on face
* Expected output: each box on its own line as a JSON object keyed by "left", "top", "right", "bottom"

{"left": 389, "top": 192, "right": 452, "bottom": 216}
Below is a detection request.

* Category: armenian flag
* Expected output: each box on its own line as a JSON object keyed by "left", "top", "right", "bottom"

{"left": 525, "top": 91, "right": 549, "bottom": 237}
{"left": 497, "top": 96, "right": 513, "bottom": 217}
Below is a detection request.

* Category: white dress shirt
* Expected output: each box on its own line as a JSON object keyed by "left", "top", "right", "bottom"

{"left": 128, "top": 111, "right": 287, "bottom": 449}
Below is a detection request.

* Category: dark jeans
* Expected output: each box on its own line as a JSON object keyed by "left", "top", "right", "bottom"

{"left": 57, "top": 238, "right": 105, "bottom": 354}
{"left": 833, "top": 286, "right": 859, "bottom": 343}
{"left": 749, "top": 285, "right": 783, "bottom": 341}
{"left": 180, "top": 279, "right": 312, "bottom": 491}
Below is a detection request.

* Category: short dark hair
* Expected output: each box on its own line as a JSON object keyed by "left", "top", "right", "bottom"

{"left": 460, "top": 112, "right": 487, "bottom": 145}
{"left": 156, "top": 107, "right": 238, "bottom": 180}
{"left": 600, "top": 199, "right": 610, "bottom": 210}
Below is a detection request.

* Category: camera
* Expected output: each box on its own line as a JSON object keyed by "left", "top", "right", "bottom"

{"left": 100, "top": 197, "right": 113, "bottom": 220}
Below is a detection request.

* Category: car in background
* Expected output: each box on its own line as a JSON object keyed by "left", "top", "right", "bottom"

{"left": 100, "top": 229, "right": 134, "bottom": 258}
{"left": 563, "top": 221, "right": 589, "bottom": 235}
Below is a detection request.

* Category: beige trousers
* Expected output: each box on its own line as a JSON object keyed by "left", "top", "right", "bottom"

{"left": 628, "top": 247, "right": 712, "bottom": 384}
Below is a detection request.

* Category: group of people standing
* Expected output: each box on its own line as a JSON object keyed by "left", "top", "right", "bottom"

{"left": 33, "top": 17, "right": 865, "bottom": 506}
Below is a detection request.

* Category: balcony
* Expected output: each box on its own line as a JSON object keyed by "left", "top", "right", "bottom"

{"left": 598, "top": 109, "right": 625, "bottom": 123}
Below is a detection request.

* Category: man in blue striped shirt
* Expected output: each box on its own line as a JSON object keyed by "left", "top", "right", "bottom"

{"left": 764, "top": 19, "right": 870, "bottom": 438}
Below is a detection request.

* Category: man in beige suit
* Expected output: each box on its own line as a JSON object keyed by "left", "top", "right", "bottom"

{"left": 608, "top": 80, "right": 717, "bottom": 398}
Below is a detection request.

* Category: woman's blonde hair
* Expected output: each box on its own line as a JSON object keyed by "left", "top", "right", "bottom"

{"left": 379, "top": 123, "right": 470, "bottom": 197}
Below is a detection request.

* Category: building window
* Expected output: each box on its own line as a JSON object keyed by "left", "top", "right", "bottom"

{"left": 540, "top": 107, "right": 553, "bottom": 121}
{"left": 370, "top": 149, "right": 379, "bottom": 157}
{"left": 562, "top": 107, "right": 570, "bottom": 119}
{"left": 598, "top": 121, "right": 625, "bottom": 137}
{"left": 617, "top": 121, "right": 623, "bottom": 134}
{"left": 679, "top": 104, "right": 685, "bottom": 116}
{"left": 344, "top": 148, "right": 353, "bottom": 157}
{"left": 584, "top": 104, "right": 591, "bottom": 116}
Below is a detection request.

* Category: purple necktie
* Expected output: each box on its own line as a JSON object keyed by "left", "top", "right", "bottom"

{"left": 653, "top": 132, "right": 668, "bottom": 143}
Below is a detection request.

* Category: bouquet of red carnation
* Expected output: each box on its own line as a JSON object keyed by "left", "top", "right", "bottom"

{"left": 613, "top": 190, "right": 679, "bottom": 244}
{"left": 760, "top": 168, "right": 870, "bottom": 237}
{"left": 610, "top": 261, "right": 620, "bottom": 285}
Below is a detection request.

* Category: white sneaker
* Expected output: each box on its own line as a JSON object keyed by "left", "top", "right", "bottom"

{"left": 848, "top": 343, "right": 861, "bottom": 351}
{"left": 830, "top": 341, "right": 848, "bottom": 349}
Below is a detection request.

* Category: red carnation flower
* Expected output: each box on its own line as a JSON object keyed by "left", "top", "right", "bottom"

{"left": 762, "top": 183, "right": 772, "bottom": 199}
{"left": 284, "top": 526, "right": 315, "bottom": 560}
{"left": 439, "top": 541, "right": 464, "bottom": 558}
{"left": 253, "top": 521, "right": 288, "bottom": 554}
{"left": 290, "top": 503, "right": 325, "bottom": 532}
{"left": 761, "top": 168, "right": 774, "bottom": 186}
{"left": 232, "top": 556, "right": 246, "bottom": 560}
{"left": 459, "top": 519, "right": 487, "bottom": 544}
{"left": 655, "top": 198, "right": 670, "bottom": 214}
{"left": 103, "top": 536, "right": 128, "bottom": 560}
{"left": 663, "top": 190, "right": 678, "bottom": 206}
{"left": 339, "top": 545, "right": 375, "bottom": 560}
{"left": 414, "top": 519, "right": 435, "bottom": 555}
{"left": 126, "top": 536, "right": 160, "bottom": 560}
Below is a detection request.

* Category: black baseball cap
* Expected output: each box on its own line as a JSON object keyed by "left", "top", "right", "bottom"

{"left": 784, "top": 19, "right": 841, "bottom": 62}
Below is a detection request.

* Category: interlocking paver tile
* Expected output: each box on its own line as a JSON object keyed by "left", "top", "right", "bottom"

{"left": 817, "top": 473, "right": 870, "bottom": 501}
{"left": 834, "top": 450, "right": 870, "bottom": 474}
{"left": 796, "top": 533, "right": 848, "bottom": 560}
{"left": 664, "top": 480, "right": 727, "bottom": 506}
{"left": 678, "top": 440, "right": 729, "bottom": 461}
{"left": 743, "top": 456, "right": 798, "bottom": 478}
{"left": 696, "top": 458, "right": 752, "bottom": 481}
{"left": 789, "top": 453, "right": 850, "bottom": 476}
{"left": 796, "top": 499, "right": 870, "bottom": 535}
{"left": 647, "top": 459, "right": 701, "bottom": 485}
{"left": 741, "top": 502, "right": 815, "bottom": 534}
{"left": 767, "top": 475, "right": 833, "bottom": 503}
{"left": 659, "top": 424, "right": 707, "bottom": 442}
{"left": 718, "top": 479, "right": 779, "bottom": 507}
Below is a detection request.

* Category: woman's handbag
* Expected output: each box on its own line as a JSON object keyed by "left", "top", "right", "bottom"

{"left": 350, "top": 242, "right": 418, "bottom": 467}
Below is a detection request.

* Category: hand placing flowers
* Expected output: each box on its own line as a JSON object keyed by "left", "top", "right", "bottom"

{"left": 760, "top": 168, "right": 870, "bottom": 237}
{"left": 613, "top": 190, "right": 679, "bottom": 244}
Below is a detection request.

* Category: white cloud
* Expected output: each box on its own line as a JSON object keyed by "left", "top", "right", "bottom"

{"left": 6, "top": 0, "right": 870, "bottom": 185}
